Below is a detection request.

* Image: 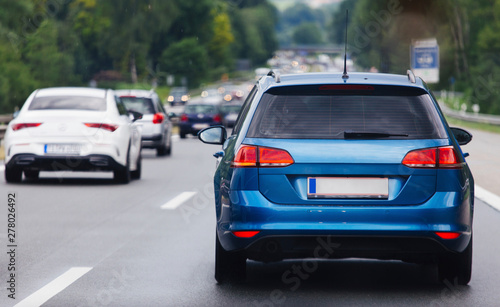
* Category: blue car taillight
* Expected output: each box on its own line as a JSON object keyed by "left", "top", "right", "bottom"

{"left": 402, "top": 146, "right": 464, "bottom": 169}
{"left": 231, "top": 145, "right": 294, "bottom": 168}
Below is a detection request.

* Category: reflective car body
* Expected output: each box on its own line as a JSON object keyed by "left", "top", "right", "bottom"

{"left": 4, "top": 87, "right": 142, "bottom": 183}
{"left": 199, "top": 72, "right": 474, "bottom": 284}
{"left": 116, "top": 89, "right": 173, "bottom": 156}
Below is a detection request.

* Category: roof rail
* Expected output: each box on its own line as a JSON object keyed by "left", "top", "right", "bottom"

{"left": 267, "top": 70, "right": 281, "bottom": 83}
{"left": 407, "top": 69, "right": 416, "bottom": 83}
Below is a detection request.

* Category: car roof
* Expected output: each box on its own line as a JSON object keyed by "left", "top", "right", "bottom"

{"left": 115, "top": 89, "right": 157, "bottom": 98}
{"left": 259, "top": 72, "right": 427, "bottom": 92}
{"left": 35, "top": 87, "right": 108, "bottom": 98}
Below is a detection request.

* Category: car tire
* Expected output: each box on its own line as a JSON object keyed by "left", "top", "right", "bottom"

{"left": 5, "top": 167, "right": 23, "bottom": 183}
{"left": 215, "top": 233, "right": 246, "bottom": 283}
{"left": 24, "top": 170, "right": 40, "bottom": 180}
{"left": 438, "top": 236, "right": 472, "bottom": 285}
{"left": 131, "top": 152, "right": 142, "bottom": 180}
{"left": 180, "top": 131, "right": 187, "bottom": 139}
{"left": 157, "top": 137, "right": 169, "bottom": 156}
{"left": 114, "top": 147, "right": 131, "bottom": 184}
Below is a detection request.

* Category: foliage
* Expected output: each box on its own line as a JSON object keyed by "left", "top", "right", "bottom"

{"left": 329, "top": 0, "right": 500, "bottom": 115}
{"left": 292, "top": 23, "right": 324, "bottom": 45}
{"left": 0, "top": 0, "right": 278, "bottom": 112}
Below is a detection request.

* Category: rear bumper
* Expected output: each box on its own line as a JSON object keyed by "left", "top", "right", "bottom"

{"left": 141, "top": 134, "right": 163, "bottom": 148}
{"left": 5, "top": 154, "right": 125, "bottom": 172}
{"left": 217, "top": 190, "right": 473, "bottom": 260}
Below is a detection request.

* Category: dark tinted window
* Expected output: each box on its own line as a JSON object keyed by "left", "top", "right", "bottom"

{"left": 115, "top": 96, "right": 128, "bottom": 115}
{"left": 247, "top": 85, "right": 447, "bottom": 139}
{"left": 121, "top": 97, "right": 155, "bottom": 114}
{"left": 29, "top": 96, "right": 106, "bottom": 111}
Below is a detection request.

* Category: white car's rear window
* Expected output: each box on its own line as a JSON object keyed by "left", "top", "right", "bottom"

{"left": 29, "top": 96, "right": 106, "bottom": 111}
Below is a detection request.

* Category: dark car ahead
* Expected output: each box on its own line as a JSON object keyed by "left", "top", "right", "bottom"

{"left": 198, "top": 71, "right": 474, "bottom": 285}
{"left": 179, "top": 104, "right": 222, "bottom": 139}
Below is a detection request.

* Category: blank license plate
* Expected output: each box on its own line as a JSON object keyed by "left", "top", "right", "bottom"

{"left": 45, "top": 144, "right": 81, "bottom": 154}
{"left": 193, "top": 123, "right": 209, "bottom": 130}
{"left": 308, "top": 177, "right": 389, "bottom": 199}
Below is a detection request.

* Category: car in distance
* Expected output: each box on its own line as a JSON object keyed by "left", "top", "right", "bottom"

{"left": 179, "top": 103, "right": 222, "bottom": 139}
{"left": 4, "top": 87, "right": 142, "bottom": 183}
{"left": 198, "top": 71, "right": 474, "bottom": 285}
{"left": 116, "top": 89, "right": 173, "bottom": 156}
{"left": 219, "top": 103, "right": 243, "bottom": 128}
{"left": 167, "top": 87, "right": 189, "bottom": 105}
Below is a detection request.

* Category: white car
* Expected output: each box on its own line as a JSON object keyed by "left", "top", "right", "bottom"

{"left": 115, "top": 89, "right": 173, "bottom": 156}
{"left": 4, "top": 87, "right": 142, "bottom": 183}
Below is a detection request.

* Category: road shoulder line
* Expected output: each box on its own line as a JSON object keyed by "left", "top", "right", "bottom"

{"left": 476, "top": 185, "right": 500, "bottom": 212}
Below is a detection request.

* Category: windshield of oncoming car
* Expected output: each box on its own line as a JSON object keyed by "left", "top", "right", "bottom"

{"left": 28, "top": 96, "right": 107, "bottom": 111}
{"left": 120, "top": 97, "right": 155, "bottom": 114}
{"left": 247, "top": 85, "right": 448, "bottom": 139}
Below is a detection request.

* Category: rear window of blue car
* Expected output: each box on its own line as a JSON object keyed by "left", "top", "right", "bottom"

{"left": 247, "top": 85, "right": 447, "bottom": 139}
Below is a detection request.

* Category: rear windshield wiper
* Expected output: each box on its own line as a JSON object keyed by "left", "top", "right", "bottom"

{"left": 344, "top": 131, "right": 409, "bottom": 139}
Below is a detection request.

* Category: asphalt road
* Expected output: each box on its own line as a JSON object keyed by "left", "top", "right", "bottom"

{"left": 0, "top": 128, "right": 499, "bottom": 307}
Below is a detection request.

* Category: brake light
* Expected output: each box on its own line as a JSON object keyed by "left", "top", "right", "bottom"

{"left": 402, "top": 148, "right": 436, "bottom": 168}
{"left": 435, "top": 232, "right": 461, "bottom": 239}
{"left": 259, "top": 147, "right": 295, "bottom": 166}
{"left": 232, "top": 145, "right": 257, "bottom": 167}
{"left": 402, "top": 146, "right": 463, "bottom": 169}
{"left": 438, "top": 146, "right": 462, "bottom": 168}
{"left": 213, "top": 114, "right": 222, "bottom": 123}
{"left": 319, "top": 85, "right": 374, "bottom": 91}
{"left": 180, "top": 114, "right": 188, "bottom": 122}
{"left": 153, "top": 113, "right": 165, "bottom": 124}
{"left": 232, "top": 231, "right": 260, "bottom": 238}
{"left": 11, "top": 123, "right": 42, "bottom": 131}
{"left": 84, "top": 123, "right": 118, "bottom": 132}
{"left": 232, "top": 145, "right": 294, "bottom": 168}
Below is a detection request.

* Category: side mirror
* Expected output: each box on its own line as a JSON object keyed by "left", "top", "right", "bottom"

{"left": 198, "top": 125, "right": 227, "bottom": 145}
{"left": 450, "top": 127, "right": 472, "bottom": 146}
{"left": 128, "top": 110, "right": 143, "bottom": 122}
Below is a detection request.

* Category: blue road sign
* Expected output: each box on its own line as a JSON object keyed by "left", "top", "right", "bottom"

{"left": 411, "top": 45, "right": 439, "bottom": 69}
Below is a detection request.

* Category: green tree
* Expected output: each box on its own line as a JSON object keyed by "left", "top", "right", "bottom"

{"left": 292, "top": 23, "right": 323, "bottom": 45}
{"left": 160, "top": 37, "right": 209, "bottom": 88}
{"left": 23, "top": 19, "right": 79, "bottom": 87}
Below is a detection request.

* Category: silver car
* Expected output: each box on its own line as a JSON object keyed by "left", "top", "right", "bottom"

{"left": 116, "top": 89, "right": 173, "bottom": 156}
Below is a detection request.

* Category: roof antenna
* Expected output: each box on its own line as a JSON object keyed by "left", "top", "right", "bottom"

{"left": 342, "top": 9, "right": 349, "bottom": 80}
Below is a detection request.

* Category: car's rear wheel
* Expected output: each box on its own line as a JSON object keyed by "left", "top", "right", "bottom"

{"left": 180, "top": 131, "right": 187, "bottom": 139}
{"left": 131, "top": 152, "right": 142, "bottom": 180}
{"left": 215, "top": 233, "right": 246, "bottom": 283}
{"left": 5, "top": 167, "right": 22, "bottom": 183}
{"left": 438, "top": 236, "right": 472, "bottom": 285}
{"left": 157, "top": 136, "right": 169, "bottom": 156}
{"left": 114, "top": 147, "right": 131, "bottom": 184}
{"left": 24, "top": 170, "right": 40, "bottom": 180}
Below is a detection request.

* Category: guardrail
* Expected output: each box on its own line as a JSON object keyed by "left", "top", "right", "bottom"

{"left": 437, "top": 100, "right": 500, "bottom": 126}
{"left": 0, "top": 114, "right": 13, "bottom": 139}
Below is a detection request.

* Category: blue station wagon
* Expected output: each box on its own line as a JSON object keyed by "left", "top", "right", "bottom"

{"left": 198, "top": 71, "right": 474, "bottom": 285}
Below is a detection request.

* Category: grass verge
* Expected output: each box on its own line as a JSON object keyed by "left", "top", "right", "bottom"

{"left": 445, "top": 116, "right": 500, "bottom": 134}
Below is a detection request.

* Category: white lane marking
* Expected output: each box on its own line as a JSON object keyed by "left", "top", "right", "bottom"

{"left": 161, "top": 191, "right": 197, "bottom": 210}
{"left": 476, "top": 185, "right": 500, "bottom": 212}
{"left": 171, "top": 134, "right": 180, "bottom": 141}
{"left": 14, "top": 267, "right": 92, "bottom": 307}
{"left": 0, "top": 165, "right": 5, "bottom": 172}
